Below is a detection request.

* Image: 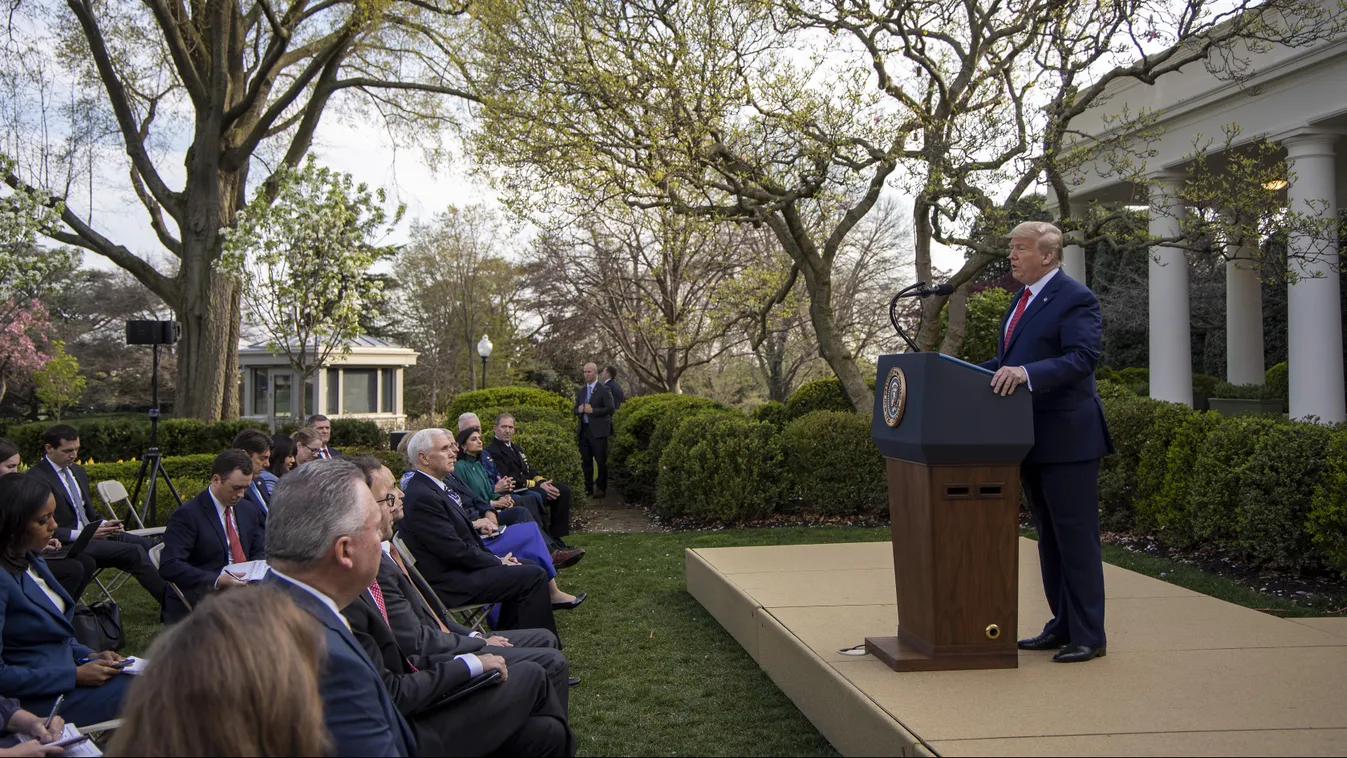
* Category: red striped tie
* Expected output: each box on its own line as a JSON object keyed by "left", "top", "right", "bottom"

{"left": 369, "top": 580, "right": 417, "bottom": 672}
{"left": 1004, "top": 288, "right": 1032, "bottom": 345}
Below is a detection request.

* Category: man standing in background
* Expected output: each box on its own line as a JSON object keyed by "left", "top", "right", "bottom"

{"left": 573, "top": 363, "right": 614, "bottom": 499}
{"left": 602, "top": 366, "right": 625, "bottom": 411}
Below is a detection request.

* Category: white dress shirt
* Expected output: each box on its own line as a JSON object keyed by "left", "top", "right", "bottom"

{"left": 26, "top": 566, "right": 66, "bottom": 614}
{"left": 208, "top": 489, "right": 242, "bottom": 557}
{"left": 1003, "top": 266, "right": 1061, "bottom": 390}
{"left": 46, "top": 456, "right": 88, "bottom": 531}
{"left": 269, "top": 569, "right": 350, "bottom": 630}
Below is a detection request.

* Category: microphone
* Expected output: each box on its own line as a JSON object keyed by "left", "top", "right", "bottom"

{"left": 888, "top": 281, "right": 955, "bottom": 353}
{"left": 918, "top": 283, "right": 955, "bottom": 297}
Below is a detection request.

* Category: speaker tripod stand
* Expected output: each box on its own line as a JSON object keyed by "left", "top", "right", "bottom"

{"left": 127, "top": 343, "right": 182, "bottom": 527}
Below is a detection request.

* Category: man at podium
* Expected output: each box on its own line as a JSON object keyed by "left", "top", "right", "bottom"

{"left": 980, "top": 221, "right": 1114, "bottom": 664}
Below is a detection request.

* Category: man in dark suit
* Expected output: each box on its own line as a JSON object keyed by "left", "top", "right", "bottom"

{"left": 398, "top": 429, "right": 560, "bottom": 637}
{"left": 602, "top": 365, "right": 625, "bottom": 410}
{"left": 29, "top": 424, "right": 165, "bottom": 605}
{"left": 308, "top": 414, "right": 343, "bottom": 459}
{"left": 340, "top": 457, "right": 573, "bottom": 756}
{"left": 262, "top": 458, "right": 416, "bottom": 757}
{"left": 486, "top": 413, "right": 575, "bottom": 547}
{"left": 231, "top": 428, "right": 273, "bottom": 515}
{"left": 979, "top": 221, "right": 1114, "bottom": 664}
{"left": 573, "top": 362, "right": 615, "bottom": 498}
{"left": 158, "top": 450, "right": 267, "bottom": 622}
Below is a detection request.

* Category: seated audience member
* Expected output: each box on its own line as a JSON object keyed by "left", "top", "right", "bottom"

{"left": 158, "top": 451, "right": 267, "bottom": 623}
{"left": 307, "top": 415, "right": 341, "bottom": 459}
{"left": 0, "top": 473, "right": 129, "bottom": 726}
{"left": 231, "top": 429, "right": 273, "bottom": 513}
{"left": 454, "top": 427, "right": 583, "bottom": 569}
{"left": 341, "top": 458, "right": 574, "bottom": 757}
{"left": 261, "top": 434, "right": 297, "bottom": 497}
{"left": 0, "top": 697, "right": 66, "bottom": 755}
{"left": 485, "top": 413, "right": 576, "bottom": 547}
{"left": 262, "top": 459, "right": 416, "bottom": 757}
{"left": 349, "top": 457, "right": 575, "bottom": 694}
{"left": 108, "top": 586, "right": 331, "bottom": 757}
{"left": 0, "top": 441, "right": 95, "bottom": 601}
{"left": 292, "top": 428, "right": 324, "bottom": 467}
{"left": 399, "top": 429, "right": 561, "bottom": 636}
{"left": 28, "top": 425, "right": 165, "bottom": 607}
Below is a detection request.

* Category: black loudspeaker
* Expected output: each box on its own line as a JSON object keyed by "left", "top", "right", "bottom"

{"left": 389, "top": 431, "right": 410, "bottom": 452}
{"left": 126, "top": 320, "right": 180, "bottom": 346}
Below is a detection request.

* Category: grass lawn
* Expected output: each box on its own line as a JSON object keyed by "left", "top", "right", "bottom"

{"left": 100, "top": 524, "right": 1343, "bottom": 756}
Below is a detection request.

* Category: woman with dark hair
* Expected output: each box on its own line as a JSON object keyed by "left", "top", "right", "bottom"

{"left": 0, "top": 441, "right": 18, "bottom": 476}
{"left": 108, "top": 586, "right": 330, "bottom": 757}
{"left": 0, "top": 449, "right": 95, "bottom": 604}
{"left": 0, "top": 473, "right": 130, "bottom": 726}
{"left": 260, "top": 434, "right": 296, "bottom": 498}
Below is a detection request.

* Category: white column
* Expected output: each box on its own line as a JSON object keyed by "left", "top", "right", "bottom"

{"left": 1283, "top": 132, "right": 1345, "bottom": 423}
{"left": 1052, "top": 191, "right": 1088, "bottom": 283}
{"left": 1148, "top": 172, "right": 1193, "bottom": 406}
{"left": 1225, "top": 220, "right": 1265, "bottom": 385}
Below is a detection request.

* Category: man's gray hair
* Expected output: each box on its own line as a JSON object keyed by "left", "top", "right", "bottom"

{"left": 265, "top": 458, "right": 370, "bottom": 567}
{"left": 405, "top": 428, "right": 449, "bottom": 468}
{"left": 1009, "top": 221, "right": 1064, "bottom": 263}
{"left": 456, "top": 412, "right": 480, "bottom": 432}
{"left": 494, "top": 412, "right": 515, "bottom": 427}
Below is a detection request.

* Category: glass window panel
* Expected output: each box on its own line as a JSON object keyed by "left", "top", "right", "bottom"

{"left": 381, "top": 369, "right": 394, "bottom": 413}
{"left": 252, "top": 370, "right": 268, "bottom": 416}
{"left": 343, "top": 369, "right": 377, "bottom": 414}
{"left": 327, "top": 370, "right": 340, "bottom": 414}
{"left": 305, "top": 376, "right": 316, "bottom": 416}
{"left": 273, "top": 372, "right": 293, "bottom": 416}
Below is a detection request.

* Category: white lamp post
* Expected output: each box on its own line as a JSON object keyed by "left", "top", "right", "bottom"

{"left": 477, "top": 334, "right": 493, "bottom": 389}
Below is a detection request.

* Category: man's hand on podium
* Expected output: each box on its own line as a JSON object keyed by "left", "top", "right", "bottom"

{"left": 990, "top": 366, "right": 1029, "bottom": 396}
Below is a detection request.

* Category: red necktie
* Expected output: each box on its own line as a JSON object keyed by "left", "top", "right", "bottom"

{"left": 1004, "top": 288, "right": 1033, "bottom": 345}
{"left": 369, "top": 580, "right": 417, "bottom": 672}
{"left": 224, "top": 505, "right": 247, "bottom": 564}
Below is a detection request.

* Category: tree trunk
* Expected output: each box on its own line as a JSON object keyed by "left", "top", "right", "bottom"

{"left": 938, "top": 284, "right": 971, "bottom": 356}
{"left": 173, "top": 266, "right": 241, "bottom": 420}
{"left": 797, "top": 257, "right": 873, "bottom": 412}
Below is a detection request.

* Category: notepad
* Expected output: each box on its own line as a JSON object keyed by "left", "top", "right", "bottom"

{"left": 223, "top": 560, "right": 270, "bottom": 583}
{"left": 17, "top": 723, "right": 102, "bottom": 756}
{"left": 120, "top": 656, "right": 149, "bottom": 675}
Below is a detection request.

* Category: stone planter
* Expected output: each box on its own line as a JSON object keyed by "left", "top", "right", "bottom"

{"left": 1208, "top": 397, "right": 1285, "bottom": 417}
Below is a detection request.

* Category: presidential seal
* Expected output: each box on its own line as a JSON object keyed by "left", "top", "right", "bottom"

{"left": 882, "top": 366, "right": 907, "bottom": 427}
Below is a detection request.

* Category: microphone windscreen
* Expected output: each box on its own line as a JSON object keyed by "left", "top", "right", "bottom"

{"left": 932, "top": 283, "right": 955, "bottom": 296}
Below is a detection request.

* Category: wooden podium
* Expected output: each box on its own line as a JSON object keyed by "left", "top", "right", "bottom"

{"left": 866, "top": 353, "right": 1033, "bottom": 672}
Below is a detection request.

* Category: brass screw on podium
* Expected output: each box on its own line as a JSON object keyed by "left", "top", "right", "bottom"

{"left": 985, "top": 624, "right": 1001, "bottom": 640}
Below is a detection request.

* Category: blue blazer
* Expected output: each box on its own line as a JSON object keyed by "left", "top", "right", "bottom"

{"left": 0, "top": 556, "right": 95, "bottom": 699}
{"left": 264, "top": 573, "right": 415, "bottom": 758}
{"left": 159, "top": 490, "right": 266, "bottom": 596}
{"left": 979, "top": 271, "right": 1114, "bottom": 464}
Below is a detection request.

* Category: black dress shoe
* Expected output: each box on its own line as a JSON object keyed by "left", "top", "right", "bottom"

{"left": 552, "top": 592, "right": 587, "bottom": 610}
{"left": 1053, "top": 644, "right": 1106, "bottom": 663}
{"left": 1018, "top": 632, "right": 1070, "bottom": 651}
{"left": 568, "top": 676, "right": 581, "bottom": 687}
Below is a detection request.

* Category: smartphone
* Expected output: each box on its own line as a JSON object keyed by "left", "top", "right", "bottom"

{"left": 51, "top": 734, "right": 90, "bottom": 748}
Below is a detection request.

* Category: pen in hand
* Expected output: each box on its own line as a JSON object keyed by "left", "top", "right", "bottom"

{"left": 44, "top": 693, "right": 64, "bottom": 730}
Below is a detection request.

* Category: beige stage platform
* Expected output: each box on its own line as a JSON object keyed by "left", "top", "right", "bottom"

{"left": 686, "top": 540, "right": 1347, "bottom": 757}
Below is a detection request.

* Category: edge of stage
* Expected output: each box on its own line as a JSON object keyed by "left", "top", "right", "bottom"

{"left": 686, "top": 540, "right": 1347, "bottom": 757}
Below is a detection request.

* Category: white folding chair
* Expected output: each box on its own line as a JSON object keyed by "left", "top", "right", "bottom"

{"left": 88, "top": 481, "right": 167, "bottom": 602}
{"left": 148, "top": 542, "right": 193, "bottom": 616}
{"left": 391, "top": 534, "right": 493, "bottom": 635}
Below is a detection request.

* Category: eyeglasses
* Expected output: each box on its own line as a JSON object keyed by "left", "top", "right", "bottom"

{"left": 304, "top": 445, "right": 322, "bottom": 455}
{"left": 376, "top": 488, "right": 403, "bottom": 508}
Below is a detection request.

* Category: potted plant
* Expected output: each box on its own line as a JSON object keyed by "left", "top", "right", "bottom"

{"left": 1208, "top": 381, "right": 1285, "bottom": 417}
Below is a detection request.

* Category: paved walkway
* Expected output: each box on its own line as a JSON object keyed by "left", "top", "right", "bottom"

{"left": 578, "top": 496, "right": 664, "bottom": 533}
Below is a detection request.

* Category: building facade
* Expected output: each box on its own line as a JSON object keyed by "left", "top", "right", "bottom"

{"left": 238, "top": 336, "right": 419, "bottom": 428}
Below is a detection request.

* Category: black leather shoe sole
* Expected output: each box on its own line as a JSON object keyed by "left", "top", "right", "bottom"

{"left": 568, "top": 677, "right": 581, "bottom": 687}
{"left": 1053, "top": 644, "right": 1106, "bottom": 663}
{"left": 1018, "top": 632, "right": 1070, "bottom": 651}
{"left": 552, "top": 592, "right": 588, "bottom": 611}
{"left": 553, "top": 549, "right": 586, "bottom": 570}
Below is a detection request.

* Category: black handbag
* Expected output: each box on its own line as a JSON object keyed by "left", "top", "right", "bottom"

{"left": 73, "top": 600, "right": 125, "bottom": 652}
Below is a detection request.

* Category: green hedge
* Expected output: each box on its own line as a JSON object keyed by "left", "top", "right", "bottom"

{"left": 1309, "top": 426, "right": 1347, "bottom": 573}
{"left": 654, "top": 415, "right": 785, "bottom": 523}
{"left": 609, "top": 394, "right": 731, "bottom": 503}
{"left": 1265, "top": 362, "right": 1289, "bottom": 402}
{"left": 445, "top": 387, "right": 571, "bottom": 422}
{"left": 79, "top": 454, "right": 215, "bottom": 524}
{"left": 1097, "top": 395, "right": 1164, "bottom": 531}
{"left": 781, "top": 411, "right": 886, "bottom": 517}
{"left": 473, "top": 405, "right": 576, "bottom": 430}
{"left": 783, "top": 378, "right": 859, "bottom": 420}
{"left": 750, "top": 401, "right": 788, "bottom": 428}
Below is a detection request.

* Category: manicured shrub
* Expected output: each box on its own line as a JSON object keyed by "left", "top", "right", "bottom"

{"left": 1117, "top": 366, "right": 1150, "bottom": 397}
{"left": 781, "top": 411, "right": 886, "bottom": 517}
{"left": 1186, "top": 415, "right": 1280, "bottom": 548}
{"left": 1095, "top": 365, "right": 1120, "bottom": 383}
{"left": 1097, "top": 394, "right": 1166, "bottom": 531}
{"left": 81, "top": 454, "right": 215, "bottom": 525}
{"left": 1233, "top": 420, "right": 1333, "bottom": 570}
{"left": 1264, "top": 362, "right": 1289, "bottom": 402}
{"left": 1129, "top": 401, "right": 1197, "bottom": 529}
{"left": 8, "top": 417, "right": 281, "bottom": 462}
{"left": 1136, "top": 410, "right": 1223, "bottom": 540}
{"left": 655, "top": 414, "right": 786, "bottom": 523}
{"left": 750, "top": 401, "right": 788, "bottom": 428}
{"left": 609, "top": 394, "right": 731, "bottom": 503}
{"left": 1308, "top": 426, "right": 1347, "bottom": 576}
{"left": 783, "top": 378, "right": 856, "bottom": 420}
{"left": 444, "top": 387, "right": 571, "bottom": 421}
{"left": 473, "top": 405, "right": 576, "bottom": 431}
{"left": 329, "top": 419, "right": 384, "bottom": 448}
{"left": 1210, "top": 381, "right": 1282, "bottom": 401}
{"left": 1095, "top": 379, "right": 1134, "bottom": 399}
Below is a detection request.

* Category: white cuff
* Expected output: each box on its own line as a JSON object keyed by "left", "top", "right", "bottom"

{"left": 455, "top": 653, "right": 483, "bottom": 677}
{"left": 1023, "top": 367, "right": 1033, "bottom": 391}
{"left": 469, "top": 632, "right": 483, "bottom": 639}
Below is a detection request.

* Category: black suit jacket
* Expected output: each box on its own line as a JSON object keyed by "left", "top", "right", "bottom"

{"left": 574, "top": 381, "right": 615, "bottom": 438}
{"left": 377, "top": 552, "right": 486, "bottom": 660}
{"left": 445, "top": 473, "right": 494, "bottom": 521}
{"left": 485, "top": 439, "right": 537, "bottom": 485}
{"left": 400, "top": 472, "right": 504, "bottom": 601}
{"left": 28, "top": 458, "right": 100, "bottom": 543}
{"left": 159, "top": 489, "right": 266, "bottom": 599}
{"left": 605, "top": 379, "right": 625, "bottom": 410}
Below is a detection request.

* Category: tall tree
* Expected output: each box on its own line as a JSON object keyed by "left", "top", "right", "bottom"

{"left": 223, "top": 158, "right": 402, "bottom": 420}
{"left": 0, "top": 0, "right": 475, "bottom": 419}
{"left": 33, "top": 340, "right": 85, "bottom": 420}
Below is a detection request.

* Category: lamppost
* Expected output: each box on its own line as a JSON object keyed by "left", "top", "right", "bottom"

{"left": 477, "top": 334, "right": 493, "bottom": 389}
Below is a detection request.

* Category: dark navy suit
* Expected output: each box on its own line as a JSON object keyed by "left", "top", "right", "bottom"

{"left": 158, "top": 489, "right": 267, "bottom": 622}
{"left": 980, "top": 269, "right": 1114, "bottom": 648}
{"left": 265, "top": 572, "right": 416, "bottom": 757}
{"left": 0, "top": 555, "right": 130, "bottom": 724}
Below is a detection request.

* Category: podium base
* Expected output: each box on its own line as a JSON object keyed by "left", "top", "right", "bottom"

{"left": 864, "top": 636, "right": 1018, "bottom": 672}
